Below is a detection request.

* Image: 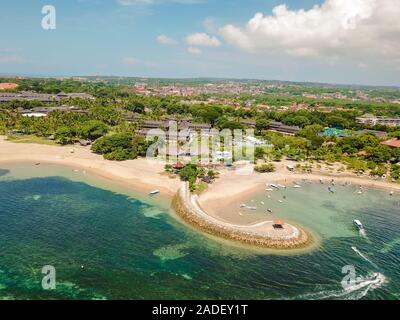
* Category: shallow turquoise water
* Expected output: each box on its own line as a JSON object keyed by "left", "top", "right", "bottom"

{"left": 0, "top": 166, "right": 399, "bottom": 300}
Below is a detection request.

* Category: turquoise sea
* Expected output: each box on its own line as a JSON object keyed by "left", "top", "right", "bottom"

{"left": 0, "top": 164, "right": 399, "bottom": 300}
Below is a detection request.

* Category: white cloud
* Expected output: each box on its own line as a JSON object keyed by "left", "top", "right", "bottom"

{"left": 185, "top": 32, "right": 221, "bottom": 47}
{"left": 203, "top": 17, "right": 218, "bottom": 34}
{"left": 122, "top": 57, "right": 138, "bottom": 65}
{"left": 157, "top": 34, "right": 178, "bottom": 45}
{"left": 0, "top": 55, "right": 20, "bottom": 64}
{"left": 219, "top": 0, "right": 400, "bottom": 65}
{"left": 187, "top": 47, "right": 202, "bottom": 54}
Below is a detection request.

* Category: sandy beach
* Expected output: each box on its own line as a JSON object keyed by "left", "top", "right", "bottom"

{"left": 199, "top": 160, "right": 400, "bottom": 221}
{"left": 0, "top": 136, "right": 181, "bottom": 197}
{"left": 1, "top": 136, "right": 399, "bottom": 250}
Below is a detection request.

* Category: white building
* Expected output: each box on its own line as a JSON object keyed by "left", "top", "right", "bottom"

{"left": 356, "top": 115, "right": 400, "bottom": 127}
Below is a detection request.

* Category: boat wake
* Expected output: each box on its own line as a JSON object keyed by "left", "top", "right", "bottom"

{"left": 351, "top": 246, "right": 377, "bottom": 268}
{"left": 359, "top": 229, "right": 367, "bottom": 238}
{"left": 293, "top": 272, "right": 386, "bottom": 300}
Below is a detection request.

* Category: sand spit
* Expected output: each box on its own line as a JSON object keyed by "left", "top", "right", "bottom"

{"left": 173, "top": 182, "right": 312, "bottom": 250}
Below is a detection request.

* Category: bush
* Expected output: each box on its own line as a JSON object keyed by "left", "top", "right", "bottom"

{"left": 92, "top": 132, "right": 133, "bottom": 154}
{"left": 179, "top": 164, "right": 198, "bottom": 182}
{"left": 103, "top": 147, "right": 135, "bottom": 161}
{"left": 370, "top": 167, "right": 385, "bottom": 177}
{"left": 255, "top": 147, "right": 266, "bottom": 159}
{"left": 78, "top": 120, "right": 108, "bottom": 140}
{"left": 254, "top": 163, "right": 276, "bottom": 173}
{"left": 92, "top": 132, "right": 136, "bottom": 161}
{"left": 55, "top": 126, "right": 76, "bottom": 145}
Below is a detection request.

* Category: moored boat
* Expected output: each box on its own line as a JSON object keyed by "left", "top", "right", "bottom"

{"left": 353, "top": 219, "right": 364, "bottom": 230}
{"left": 149, "top": 190, "right": 160, "bottom": 196}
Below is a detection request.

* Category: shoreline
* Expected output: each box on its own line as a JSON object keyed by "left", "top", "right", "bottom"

{"left": 173, "top": 182, "right": 313, "bottom": 250}
{"left": 199, "top": 162, "right": 400, "bottom": 220}
{"left": 0, "top": 136, "right": 180, "bottom": 200}
{"left": 1, "top": 137, "right": 399, "bottom": 251}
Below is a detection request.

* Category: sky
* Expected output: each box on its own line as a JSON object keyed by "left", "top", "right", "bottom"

{"left": 0, "top": 0, "right": 399, "bottom": 86}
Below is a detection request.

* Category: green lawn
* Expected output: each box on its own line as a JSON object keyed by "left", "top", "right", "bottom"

{"left": 7, "top": 135, "right": 57, "bottom": 146}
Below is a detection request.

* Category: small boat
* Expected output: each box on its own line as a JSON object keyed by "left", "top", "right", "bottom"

{"left": 357, "top": 191, "right": 363, "bottom": 195}
{"left": 265, "top": 188, "right": 274, "bottom": 191}
{"left": 240, "top": 204, "right": 247, "bottom": 208}
{"left": 270, "top": 184, "right": 279, "bottom": 189}
{"left": 353, "top": 219, "right": 364, "bottom": 230}
{"left": 278, "top": 184, "right": 286, "bottom": 188}
{"left": 267, "top": 209, "right": 272, "bottom": 213}
{"left": 261, "top": 201, "right": 265, "bottom": 205}
{"left": 247, "top": 206, "right": 257, "bottom": 210}
{"left": 278, "top": 200, "right": 283, "bottom": 203}
{"left": 390, "top": 191, "right": 394, "bottom": 196}
{"left": 149, "top": 190, "right": 160, "bottom": 196}
{"left": 238, "top": 212, "right": 243, "bottom": 216}
{"left": 293, "top": 184, "right": 301, "bottom": 188}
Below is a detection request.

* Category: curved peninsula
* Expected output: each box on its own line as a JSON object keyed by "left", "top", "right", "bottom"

{"left": 173, "top": 182, "right": 312, "bottom": 249}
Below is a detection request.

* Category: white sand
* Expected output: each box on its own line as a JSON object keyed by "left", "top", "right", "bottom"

{"left": 0, "top": 136, "right": 180, "bottom": 196}
{"left": 1, "top": 136, "right": 399, "bottom": 237}
{"left": 199, "top": 160, "right": 400, "bottom": 219}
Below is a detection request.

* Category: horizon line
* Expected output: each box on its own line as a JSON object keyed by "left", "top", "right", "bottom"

{"left": 1, "top": 73, "right": 400, "bottom": 90}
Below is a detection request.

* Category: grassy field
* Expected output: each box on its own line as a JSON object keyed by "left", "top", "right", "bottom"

{"left": 194, "top": 181, "right": 208, "bottom": 195}
{"left": 7, "top": 135, "right": 57, "bottom": 146}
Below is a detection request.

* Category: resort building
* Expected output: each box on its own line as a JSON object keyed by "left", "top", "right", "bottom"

{"left": 356, "top": 115, "right": 400, "bottom": 127}
{"left": 268, "top": 121, "right": 300, "bottom": 135}
{"left": 0, "top": 83, "right": 18, "bottom": 90}
{"left": 19, "top": 106, "right": 89, "bottom": 117}
{"left": 188, "top": 123, "right": 212, "bottom": 130}
{"left": 355, "top": 129, "right": 388, "bottom": 138}
{"left": 240, "top": 119, "right": 256, "bottom": 128}
{"left": 380, "top": 139, "right": 400, "bottom": 148}
{"left": 0, "top": 93, "right": 60, "bottom": 103}
{"left": 0, "top": 92, "right": 94, "bottom": 103}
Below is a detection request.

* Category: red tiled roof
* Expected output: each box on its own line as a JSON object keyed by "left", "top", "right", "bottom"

{"left": 380, "top": 139, "right": 400, "bottom": 148}
{"left": 0, "top": 83, "right": 18, "bottom": 90}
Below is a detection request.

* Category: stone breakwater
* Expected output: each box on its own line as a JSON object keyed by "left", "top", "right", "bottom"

{"left": 172, "top": 183, "right": 312, "bottom": 250}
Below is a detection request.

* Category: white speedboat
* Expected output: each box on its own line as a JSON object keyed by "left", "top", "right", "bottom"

{"left": 149, "top": 190, "right": 160, "bottom": 196}
{"left": 353, "top": 219, "right": 364, "bottom": 230}
{"left": 246, "top": 206, "right": 257, "bottom": 210}
{"left": 293, "top": 184, "right": 301, "bottom": 188}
